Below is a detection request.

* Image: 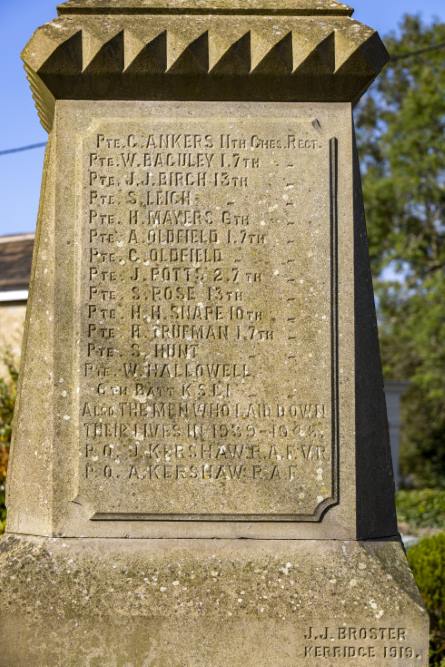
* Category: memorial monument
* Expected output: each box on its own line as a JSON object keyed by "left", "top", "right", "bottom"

{"left": 0, "top": 0, "right": 429, "bottom": 664}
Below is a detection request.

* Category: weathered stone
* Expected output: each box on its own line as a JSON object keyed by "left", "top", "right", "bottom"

{"left": 6, "top": 100, "right": 397, "bottom": 541}
{"left": 58, "top": 0, "right": 355, "bottom": 14}
{"left": 23, "top": 0, "right": 388, "bottom": 131}
{"left": 0, "top": 0, "right": 429, "bottom": 664}
{"left": 0, "top": 535, "right": 429, "bottom": 666}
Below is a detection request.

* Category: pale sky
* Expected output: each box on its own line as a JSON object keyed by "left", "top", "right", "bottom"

{"left": 1, "top": 0, "right": 444, "bottom": 237}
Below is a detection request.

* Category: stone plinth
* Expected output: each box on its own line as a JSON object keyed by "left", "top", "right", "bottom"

{"left": 0, "top": 536, "right": 428, "bottom": 666}
{"left": 0, "top": 0, "right": 429, "bottom": 664}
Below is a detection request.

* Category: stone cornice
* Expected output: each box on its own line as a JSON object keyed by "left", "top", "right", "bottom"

{"left": 57, "top": 0, "right": 354, "bottom": 16}
{"left": 22, "top": 2, "right": 388, "bottom": 132}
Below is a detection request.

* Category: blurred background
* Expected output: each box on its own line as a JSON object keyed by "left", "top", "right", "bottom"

{"left": 0, "top": 0, "right": 444, "bottom": 663}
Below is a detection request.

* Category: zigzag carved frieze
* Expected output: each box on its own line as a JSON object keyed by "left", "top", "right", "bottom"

{"left": 25, "top": 17, "right": 384, "bottom": 76}
{"left": 22, "top": 14, "right": 388, "bottom": 131}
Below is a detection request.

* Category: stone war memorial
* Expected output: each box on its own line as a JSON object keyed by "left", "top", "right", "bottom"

{"left": 0, "top": 0, "right": 430, "bottom": 664}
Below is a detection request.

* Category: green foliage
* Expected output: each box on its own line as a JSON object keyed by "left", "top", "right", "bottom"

{"left": 0, "top": 352, "right": 18, "bottom": 536}
{"left": 0, "top": 352, "right": 18, "bottom": 446}
{"left": 408, "top": 533, "right": 445, "bottom": 665}
{"left": 0, "top": 488, "right": 5, "bottom": 535}
{"left": 397, "top": 489, "right": 445, "bottom": 531}
{"left": 356, "top": 15, "right": 445, "bottom": 488}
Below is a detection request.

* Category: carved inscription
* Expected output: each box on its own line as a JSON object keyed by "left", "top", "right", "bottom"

{"left": 79, "top": 117, "right": 338, "bottom": 519}
{"left": 302, "top": 625, "right": 423, "bottom": 662}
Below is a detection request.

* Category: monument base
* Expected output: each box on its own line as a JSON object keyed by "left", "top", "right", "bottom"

{"left": 0, "top": 535, "right": 428, "bottom": 666}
